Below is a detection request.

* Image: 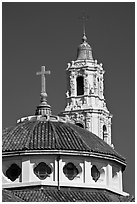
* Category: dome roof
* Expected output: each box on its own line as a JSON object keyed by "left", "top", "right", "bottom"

{"left": 77, "top": 34, "right": 93, "bottom": 60}
{"left": 2, "top": 116, "right": 125, "bottom": 166}
{"left": 2, "top": 187, "right": 135, "bottom": 202}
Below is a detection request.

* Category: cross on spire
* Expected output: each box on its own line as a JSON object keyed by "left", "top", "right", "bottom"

{"left": 36, "top": 66, "right": 51, "bottom": 95}
{"left": 80, "top": 13, "right": 89, "bottom": 35}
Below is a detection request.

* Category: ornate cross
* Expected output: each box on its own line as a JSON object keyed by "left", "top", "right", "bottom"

{"left": 36, "top": 66, "right": 51, "bottom": 94}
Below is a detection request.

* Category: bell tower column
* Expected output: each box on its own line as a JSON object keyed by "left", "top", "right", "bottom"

{"left": 60, "top": 33, "right": 112, "bottom": 146}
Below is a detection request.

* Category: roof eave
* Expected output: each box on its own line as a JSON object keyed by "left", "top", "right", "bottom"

{"left": 2, "top": 149, "right": 126, "bottom": 169}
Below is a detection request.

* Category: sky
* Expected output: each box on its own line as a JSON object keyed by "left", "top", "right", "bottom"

{"left": 2, "top": 2, "right": 135, "bottom": 196}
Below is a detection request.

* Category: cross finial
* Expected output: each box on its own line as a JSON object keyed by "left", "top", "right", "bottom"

{"left": 80, "top": 13, "right": 89, "bottom": 36}
{"left": 36, "top": 66, "right": 51, "bottom": 94}
{"left": 35, "top": 65, "right": 51, "bottom": 116}
{"left": 36, "top": 66, "right": 51, "bottom": 103}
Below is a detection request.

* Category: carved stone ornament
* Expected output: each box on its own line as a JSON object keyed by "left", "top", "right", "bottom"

{"left": 70, "top": 115, "right": 76, "bottom": 122}
{"left": 84, "top": 78, "right": 88, "bottom": 89}
{"left": 76, "top": 100, "right": 83, "bottom": 108}
{"left": 90, "top": 87, "right": 94, "bottom": 94}
{"left": 66, "top": 91, "right": 70, "bottom": 98}
{"left": 70, "top": 79, "right": 75, "bottom": 95}
{"left": 75, "top": 113, "right": 85, "bottom": 121}
{"left": 74, "top": 61, "right": 86, "bottom": 67}
{"left": 67, "top": 63, "right": 71, "bottom": 68}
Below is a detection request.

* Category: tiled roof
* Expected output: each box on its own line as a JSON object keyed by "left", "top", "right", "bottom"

{"left": 3, "top": 120, "right": 125, "bottom": 163}
{"left": 77, "top": 34, "right": 93, "bottom": 60}
{"left": 2, "top": 187, "right": 135, "bottom": 202}
{"left": 2, "top": 189, "right": 24, "bottom": 202}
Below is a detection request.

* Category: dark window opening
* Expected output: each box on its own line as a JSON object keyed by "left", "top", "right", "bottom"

{"left": 76, "top": 122, "right": 84, "bottom": 128}
{"left": 77, "top": 76, "right": 84, "bottom": 96}
{"left": 6, "top": 163, "right": 21, "bottom": 182}
{"left": 91, "top": 165, "right": 100, "bottom": 182}
{"left": 103, "top": 125, "right": 107, "bottom": 140}
{"left": 112, "top": 166, "right": 118, "bottom": 178}
{"left": 34, "top": 162, "right": 52, "bottom": 180}
{"left": 63, "top": 162, "right": 79, "bottom": 180}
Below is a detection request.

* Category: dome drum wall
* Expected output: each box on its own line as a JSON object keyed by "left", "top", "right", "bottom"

{"left": 2, "top": 154, "right": 124, "bottom": 195}
{"left": 35, "top": 104, "right": 51, "bottom": 116}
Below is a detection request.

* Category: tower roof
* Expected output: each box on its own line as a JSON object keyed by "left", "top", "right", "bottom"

{"left": 2, "top": 117, "right": 125, "bottom": 167}
{"left": 77, "top": 33, "right": 93, "bottom": 60}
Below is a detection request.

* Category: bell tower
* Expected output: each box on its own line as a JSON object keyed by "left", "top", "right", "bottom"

{"left": 61, "top": 32, "right": 112, "bottom": 145}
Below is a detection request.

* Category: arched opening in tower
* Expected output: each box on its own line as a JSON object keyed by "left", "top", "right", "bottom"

{"left": 103, "top": 125, "right": 107, "bottom": 140}
{"left": 77, "top": 76, "right": 84, "bottom": 96}
{"left": 76, "top": 122, "right": 84, "bottom": 128}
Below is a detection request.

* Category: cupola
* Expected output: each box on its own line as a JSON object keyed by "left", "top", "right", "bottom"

{"left": 77, "top": 33, "right": 93, "bottom": 60}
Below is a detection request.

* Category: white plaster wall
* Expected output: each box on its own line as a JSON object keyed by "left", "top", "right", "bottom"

{"left": 111, "top": 164, "right": 122, "bottom": 191}
{"left": 22, "top": 157, "right": 30, "bottom": 182}
{"left": 60, "top": 156, "right": 110, "bottom": 189}
{"left": 91, "top": 113, "right": 99, "bottom": 137}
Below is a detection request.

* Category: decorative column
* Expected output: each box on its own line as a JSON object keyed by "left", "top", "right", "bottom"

{"left": 22, "top": 157, "right": 30, "bottom": 182}
{"left": 106, "top": 164, "right": 112, "bottom": 187}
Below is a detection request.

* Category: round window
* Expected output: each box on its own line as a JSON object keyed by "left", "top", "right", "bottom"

{"left": 63, "top": 162, "right": 79, "bottom": 180}
{"left": 34, "top": 162, "right": 52, "bottom": 180}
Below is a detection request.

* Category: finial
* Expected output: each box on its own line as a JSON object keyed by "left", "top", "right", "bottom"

{"left": 36, "top": 66, "right": 50, "bottom": 103}
{"left": 80, "top": 13, "right": 89, "bottom": 42}
{"left": 35, "top": 66, "right": 51, "bottom": 116}
{"left": 82, "top": 33, "right": 87, "bottom": 42}
{"left": 77, "top": 13, "right": 93, "bottom": 61}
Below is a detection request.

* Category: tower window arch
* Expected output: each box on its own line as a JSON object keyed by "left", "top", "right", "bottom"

{"left": 103, "top": 125, "right": 107, "bottom": 140}
{"left": 75, "top": 122, "right": 84, "bottom": 128}
{"left": 77, "top": 76, "right": 84, "bottom": 96}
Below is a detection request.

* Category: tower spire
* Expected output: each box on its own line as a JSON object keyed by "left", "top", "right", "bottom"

{"left": 81, "top": 14, "right": 88, "bottom": 42}
{"left": 35, "top": 65, "right": 51, "bottom": 116}
{"left": 77, "top": 14, "right": 93, "bottom": 60}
